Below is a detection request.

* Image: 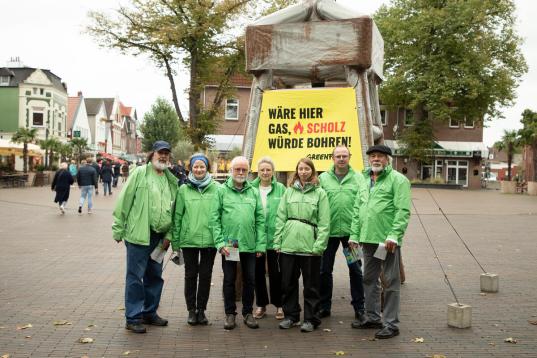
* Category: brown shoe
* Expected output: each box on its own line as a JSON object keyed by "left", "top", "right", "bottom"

{"left": 275, "top": 307, "right": 284, "bottom": 320}
{"left": 253, "top": 306, "right": 266, "bottom": 319}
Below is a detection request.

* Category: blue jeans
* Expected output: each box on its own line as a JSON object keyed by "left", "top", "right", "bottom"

{"left": 124, "top": 231, "right": 165, "bottom": 324}
{"left": 319, "top": 236, "right": 364, "bottom": 314}
{"left": 79, "top": 186, "right": 94, "bottom": 209}
{"left": 103, "top": 181, "right": 112, "bottom": 195}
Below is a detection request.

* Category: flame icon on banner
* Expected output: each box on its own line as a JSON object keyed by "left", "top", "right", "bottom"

{"left": 293, "top": 121, "right": 304, "bottom": 135}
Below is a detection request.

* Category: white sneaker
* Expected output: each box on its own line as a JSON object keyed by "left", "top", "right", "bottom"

{"left": 88, "top": 209, "right": 92, "bottom": 214}
{"left": 60, "top": 205, "right": 65, "bottom": 214}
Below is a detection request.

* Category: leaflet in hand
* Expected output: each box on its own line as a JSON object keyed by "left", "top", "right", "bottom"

{"left": 171, "top": 250, "right": 184, "bottom": 266}
{"left": 226, "top": 239, "right": 240, "bottom": 262}
{"left": 343, "top": 245, "right": 363, "bottom": 265}
{"left": 150, "top": 245, "right": 167, "bottom": 264}
{"left": 373, "top": 243, "right": 387, "bottom": 261}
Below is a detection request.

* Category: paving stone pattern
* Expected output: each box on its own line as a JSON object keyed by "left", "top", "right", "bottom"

{"left": 0, "top": 185, "right": 536, "bottom": 357}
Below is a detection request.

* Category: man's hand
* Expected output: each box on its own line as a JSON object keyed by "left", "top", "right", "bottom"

{"left": 256, "top": 252, "right": 263, "bottom": 258}
{"left": 220, "top": 247, "right": 230, "bottom": 256}
{"left": 115, "top": 239, "right": 122, "bottom": 244}
{"left": 162, "top": 239, "right": 170, "bottom": 251}
{"left": 349, "top": 241, "right": 360, "bottom": 250}
{"left": 385, "top": 239, "right": 397, "bottom": 253}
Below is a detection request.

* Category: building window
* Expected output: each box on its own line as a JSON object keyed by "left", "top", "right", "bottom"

{"left": 32, "top": 112, "right": 44, "bottom": 126}
{"left": 435, "top": 160, "right": 443, "bottom": 178}
{"left": 58, "top": 122, "right": 61, "bottom": 133}
{"left": 404, "top": 109, "right": 414, "bottom": 126}
{"left": 446, "top": 160, "right": 468, "bottom": 187}
{"left": 225, "top": 99, "right": 239, "bottom": 120}
{"left": 449, "top": 117, "right": 459, "bottom": 128}
{"left": 380, "top": 108, "right": 387, "bottom": 126}
{"left": 33, "top": 88, "right": 38, "bottom": 95}
{"left": 0, "top": 76, "right": 9, "bottom": 86}
{"left": 40, "top": 88, "right": 44, "bottom": 95}
{"left": 464, "top": 117, "right": 475, "bottom": 128}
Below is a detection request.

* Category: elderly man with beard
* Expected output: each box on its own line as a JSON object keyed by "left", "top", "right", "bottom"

{"left": 349, "top": 145, "right": 410, "bottom": 339}
{"left": 211, "top": 156, "right": 266, "bottom": 330}
{"left": 112, "top": 140, "right": 178, "bottom": 334}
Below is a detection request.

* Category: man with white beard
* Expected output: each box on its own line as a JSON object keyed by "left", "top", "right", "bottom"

{"left": 112, "top": 140, "right": 178, "bottom": 333}
{"left": 349, "top": 145, "right": 410, "bottom": 339}
{"left": 211, "top": 156, "right": 266, "bottom": 330}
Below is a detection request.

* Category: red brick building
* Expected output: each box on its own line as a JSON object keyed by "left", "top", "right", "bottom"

{"left": 205, "top": 77, "right": 487, "bottom": 189}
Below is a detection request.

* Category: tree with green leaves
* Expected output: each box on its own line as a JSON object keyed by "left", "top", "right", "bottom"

{"left": 494, "top": 130, "right": 520, "bottom": 181}
{"left": 39, "top": 137, "right": 62, "bottom": 169}
{"left": 518, "top": 109, "right": 537, "bottom": 181}
{"left": 88, "top": 1, "right": 270, "bottom": 149}
{"left": 57, "top": 142, "right": 74, "bottom": 162}
{"left": 11, "top": 127, "right": 38, "bottom": 173}
{"left": 69, "top": 138, "right": 89, "bottom": 164}
{"left": 375, "top": 0, "right": 527, "bottom": 162}
{"left": 141, "top": 98, "right": 182, "bottom": 152}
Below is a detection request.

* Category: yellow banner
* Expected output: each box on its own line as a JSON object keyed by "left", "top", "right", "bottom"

{"left": 252, "top": 88, "right": 363, "bottom": 172}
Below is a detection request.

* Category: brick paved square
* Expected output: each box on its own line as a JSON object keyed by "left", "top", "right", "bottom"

{"left": 1, "top": 186, "right": 536, "bottom": 357}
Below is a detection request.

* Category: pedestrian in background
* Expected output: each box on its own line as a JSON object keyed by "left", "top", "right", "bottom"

{"left": 88, "top": 158, "right": 100, "bottom": 195}
{"left": 318, "top": 145, "right": 365, "bottom": 326}
{"left": 51, "top": 162, "right": 74, "bottom": 214}
{"left": 349, "top": 145, "right": 411, "bottom": 339}
{"left": 172, "top": 153, "right": 219, "bottom": 326}
{"left": 101, "top": 160, "right": 114, "bottom": 196}
{"left": 171, "top": 159, "right": 188, "bottom": 186}
{"left": 211, "top": 156, "right": 266, "bottom": 330}
{"left": 274, "top": 158, "right": 330, "bottom": 333}
{"left": 68, "top": 160, "right": 77, "bottom": 184}
{"left": 122, "top": 161, "right": 130, "bottom": 182}
{"left": 76, "top": 159, "right": 98, "bottom": 214}
{"left": 113, "top": 161, "right": 121, "bottom": 187}
{"left": 113, "top": 140, "right": 178, "bottom": 334}
{"left": 251, "top": 156, "right": 286, "bottom": 320}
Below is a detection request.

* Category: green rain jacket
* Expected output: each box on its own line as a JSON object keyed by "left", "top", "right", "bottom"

{"left": 319, "top": 165, "right": 363, "bottom": 237}
{"left": 171, "top": 180, "right": 219, "bottom": 251}
{"left": 273, "top": 182, "right": 330, "bottom": 255}
{"left": 112, "top": 164, "right": 178, "bottom": 245}
{"left": 211, "top": 177, "right": 266, "bottom": 253}
{"left": 251, "top": 177, "right": 287, "bottom": 250}
{"left": 349, "top": 165, "right": 411, "bottom": 246}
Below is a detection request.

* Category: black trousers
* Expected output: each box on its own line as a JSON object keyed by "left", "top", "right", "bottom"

{"left": 255, "top": 249, "right": 282, "bottom": 308}
{"left": 182, "top": 248, "right": 217, "bottom": 311}
{"left": 320, "top": 236, "right": 365, "bottom": 314}
{"left": 222, "top": 252, "right": 256, "bottom": 316}
{"left": 280, "top": 253, "right": 322, "bottom": 326}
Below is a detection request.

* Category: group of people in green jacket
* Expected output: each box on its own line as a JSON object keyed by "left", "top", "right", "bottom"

{"left": 112, "top": 140, "right": 410, "bottom": 340}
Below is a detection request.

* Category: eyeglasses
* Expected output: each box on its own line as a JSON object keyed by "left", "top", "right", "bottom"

{"left": 233, "top": 168, "right": 248, "bottom": 173}
{"left": 334, "top": 155, "right": 350, "bottom": 159}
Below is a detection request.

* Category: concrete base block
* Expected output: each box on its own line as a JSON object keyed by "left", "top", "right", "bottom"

{"left": 447, "top": 303, "right": 472, "bottom": 328}
{"left": 480, "top": 273, "right": 499, "bottom": 292}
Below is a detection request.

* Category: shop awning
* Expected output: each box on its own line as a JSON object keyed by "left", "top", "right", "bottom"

{"left": 385, "top": 140, "right": 488, "bottom": 158}
{"left": 0, "top": 139, "right": 44, "bottom": 157}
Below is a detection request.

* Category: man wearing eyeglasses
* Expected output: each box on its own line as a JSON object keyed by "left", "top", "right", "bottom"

{"left": 211, "top": 156, "right": 266, "bottom": 330}
{"left": 318, "top": 145, "right": 366, "bottom": 326}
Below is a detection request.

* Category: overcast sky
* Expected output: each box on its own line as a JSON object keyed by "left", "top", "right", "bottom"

{"left": 1, "top": 0, "right": 535, "bottom": 146}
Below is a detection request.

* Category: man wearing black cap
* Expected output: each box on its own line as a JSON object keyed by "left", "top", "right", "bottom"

{"left": 349, "top": 144, "right": 411, "bottom": 339}
{"left": 112, "top": 140, "right": 178, "bottom": 333}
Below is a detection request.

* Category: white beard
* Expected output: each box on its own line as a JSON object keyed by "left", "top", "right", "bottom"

{"left": 152, "top": 160, "right": 168, "bottom": 171}
{"left": 371, "top": 165, "right": 384, "bottom": 173}
{"left": 232, "top": 175, "right": 246, "bottom": 184}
